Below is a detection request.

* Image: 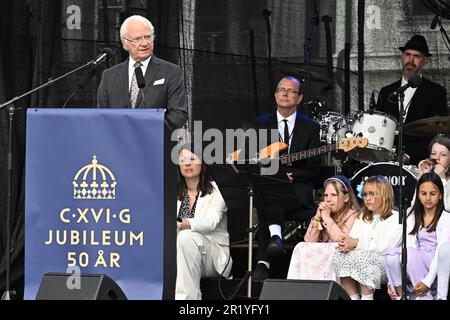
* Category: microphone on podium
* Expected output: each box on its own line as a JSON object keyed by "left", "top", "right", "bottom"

{"left": 134, "top": 66, "right": 146, "bottom": 108}
{"left": 135, "top": 66, "right": 146, "bottom": 89}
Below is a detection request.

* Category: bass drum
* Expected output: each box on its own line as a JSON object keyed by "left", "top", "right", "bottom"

{"left": 350, "top": 162, "right": 420, "bottom": 208}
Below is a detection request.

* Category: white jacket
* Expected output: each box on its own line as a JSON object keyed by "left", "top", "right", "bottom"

{"left": 443, "top": 178, "right": 449, "bottom": 212}
{"left": 403, "top": 210, "right": 450, "bottom": 288}
{"left": 176, "top": 182, "right": 232, "bottom": 276}
{"left": 350, "top": 210, "right": 403, "bottom": 255}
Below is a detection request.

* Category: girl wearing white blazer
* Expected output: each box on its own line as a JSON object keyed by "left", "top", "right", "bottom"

{"left": 332, "top": 176, "right": 402, "bottom": 300}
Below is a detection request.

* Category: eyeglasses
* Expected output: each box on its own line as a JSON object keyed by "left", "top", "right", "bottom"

{"left": 275, "top": 88, "right": 299, "bottom": 96}
{"left": 362, "top": 191, "right": 379, "bottom": 199}
{"left": 122, "top": 35, "right": 153, "bottom": 44}
{"left": 179, "top": 157, "right": 201, "bottom": 164}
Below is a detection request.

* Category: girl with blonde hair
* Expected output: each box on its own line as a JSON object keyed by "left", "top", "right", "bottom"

{"left": 332, "top": 176, "right": 402, "bottom": 300}
{"left": 287, "top": 176, "right": 359, "bottom": 280}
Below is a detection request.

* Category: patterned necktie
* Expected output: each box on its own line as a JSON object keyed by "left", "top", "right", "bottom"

{"left": 130, "top": 62, "right": 142, "bottom": 108}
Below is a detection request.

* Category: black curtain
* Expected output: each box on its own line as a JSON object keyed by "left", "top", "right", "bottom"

{"left": 0, "top": 0, "right": 62, "bottom": 299}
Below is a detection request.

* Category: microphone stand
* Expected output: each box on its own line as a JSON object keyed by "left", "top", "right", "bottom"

{"left": 397, "top": 90, "right": 408, "bottom": 300}
{"left": 63, "top": 65, "right": 99, "bottom": 108}
{"left": 0, "top": 104, "right": 15, "bottom": 300}
{"left": 229, "top": 179, "right": 255, "bottom": 300}
{"left": 262, "top": 9, "right": 274, "bottom": 93}
{"left": 0, "top": 58, "right": 100, "bottom": 300}
{"left": 303, "top": 4, "right": 319, "bottom": 117}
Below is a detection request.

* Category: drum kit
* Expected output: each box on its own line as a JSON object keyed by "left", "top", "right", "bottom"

{"left": 315, "top": 108, "right": 450, "bottom": 207}
{"left": 315, "top": 109, "right": 402, "bottom": 163}
{"left": 284, "top": 66, "right": 450, "bottom": 205}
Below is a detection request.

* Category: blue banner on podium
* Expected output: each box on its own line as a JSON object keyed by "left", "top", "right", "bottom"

{"left": 24, "top": 109, "right": 165, "bottom": 300}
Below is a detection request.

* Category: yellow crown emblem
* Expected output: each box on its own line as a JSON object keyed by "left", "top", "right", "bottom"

{"left": 73, "top": 156, "right": 117, "bottom": 200}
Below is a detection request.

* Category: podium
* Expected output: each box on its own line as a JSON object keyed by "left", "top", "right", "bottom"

{"left": 24, "top": 108, "right": 176, "bottom": 300}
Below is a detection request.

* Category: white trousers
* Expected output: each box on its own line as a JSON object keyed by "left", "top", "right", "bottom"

{"left": 175, "top": 230, "right": 220, "bottom": 300}
{"left": 437, "top": 242, "right": 450, "bottom": 300}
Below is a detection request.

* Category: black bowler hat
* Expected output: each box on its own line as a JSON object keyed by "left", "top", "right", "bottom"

{"left": 399, "top": 35, "right": 432, "bottom": 57}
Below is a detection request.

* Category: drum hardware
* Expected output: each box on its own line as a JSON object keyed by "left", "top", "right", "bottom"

{"left": 310, "top": 100, "right": 328, "bottom": 119}
{"left": 334, "top": 159, "right": 343, "bottom": 174}
{"left": 316, "top": 111, "right": 353, "bottom": 144}
{"left": 354, "top": 110, "right": 364, "bottom": 121}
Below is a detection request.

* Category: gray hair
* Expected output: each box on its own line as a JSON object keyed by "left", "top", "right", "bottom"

{"left": 120, "top": 15, "right": 155, "bottom": 40}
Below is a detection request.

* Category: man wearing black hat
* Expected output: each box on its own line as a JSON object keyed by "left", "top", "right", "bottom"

{"left": 377, "top": 34, "right": 448, "bottom": 165}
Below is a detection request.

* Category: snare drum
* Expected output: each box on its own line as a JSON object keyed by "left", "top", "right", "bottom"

{"left": 349, "top": 111, "right": 398, "bottom": 163}
{"left": 350, "top": 162, "right": 420, "bottom": 208}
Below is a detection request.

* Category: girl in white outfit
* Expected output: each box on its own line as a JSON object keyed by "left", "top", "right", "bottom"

{"left": 333, "top": 176, "right": 402, "bottom": 300}
{"left": 175, "top": 145, "right": 232, "bottom": 300}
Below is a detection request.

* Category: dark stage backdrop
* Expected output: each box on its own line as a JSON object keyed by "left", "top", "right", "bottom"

{"left": 1, "top": 0, "right": 449, "bottom": 298}
{"left": 0, "top": 0, "right": 183, "bottom": 299}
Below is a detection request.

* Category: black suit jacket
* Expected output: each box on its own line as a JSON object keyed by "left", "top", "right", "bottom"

{"left": 377, "top": 77, "right": 448, "bottom": 164}
{"left": 253, "top": 112, "right": 321, "bottom": 204}
{"left": 97, "top": 55, "right": 188, "bottom": 129}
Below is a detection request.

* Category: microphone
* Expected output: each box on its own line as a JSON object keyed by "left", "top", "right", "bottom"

{"left": 91, "top": 48, "right": 113, "bottom": 68}
{"left": 430, "top": 14, "right": 439, "bottom": 30}
{"left": 388, "top": 73, "right": 423, "bottom": 99}
{"left": 134, "top": 66, "right": 146, "bottom": 107}
{"left": 135, "top": 66, "right": 146, "bottom": 89}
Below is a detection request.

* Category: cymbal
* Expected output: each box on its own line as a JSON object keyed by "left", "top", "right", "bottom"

{"left": 404, "top": 116, "right": 450, "bottom": 136}
{"left": 282, "top": 68, "right": 334, "bottom": 84}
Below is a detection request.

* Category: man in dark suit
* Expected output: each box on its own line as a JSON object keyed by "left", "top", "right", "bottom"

{"left": 97, "top": 15, "right": 188, "bottom": 130}
{"left": 377, "top": 35, "right": 448, "bottom": 165}
{"left": 252, "top": 76, "right": 321, "bottom": 280}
